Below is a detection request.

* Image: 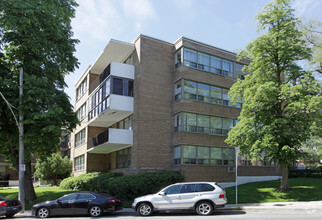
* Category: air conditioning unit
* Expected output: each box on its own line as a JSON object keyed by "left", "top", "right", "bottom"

{"left": 228, "top": 167, "right": 236, "bottom": 172}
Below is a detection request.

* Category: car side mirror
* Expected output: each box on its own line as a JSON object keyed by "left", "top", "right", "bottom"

{"left": 56, "top": 199, "right": 62, "bottom": 203}
{"left": 159, "top": 192, "right": 166, "bottom": 196}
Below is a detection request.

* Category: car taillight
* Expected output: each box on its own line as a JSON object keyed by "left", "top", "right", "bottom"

{"left": 19, "top": 201, "right": 21, "bottom": 205}
{"left": 0, "top": 201, "right": 8, "bottom": 207}
{"left": 108, "top": 199, "right": 118, "bottom": 203}
{"left": 219, "top": 194, "right": 225, "bottom": 199}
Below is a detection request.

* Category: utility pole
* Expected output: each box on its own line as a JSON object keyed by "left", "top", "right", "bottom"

{"left": 18, "top": 67, "right": 25, "bottom": 212}
{"left": 235, "top": 146, "right": 240, "bottom": 207}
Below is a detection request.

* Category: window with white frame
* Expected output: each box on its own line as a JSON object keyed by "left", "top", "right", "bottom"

{"left": 75, "top": 128, "right": 86, "bottom": 147}
{"left": 176, "top": 47, "right": 246, "bottom": 79}
{"left": 76, "top": 103, "right": 86, "bottom": 121}
{"left": 76, "top": 79, "right": 87, "bottom": 101}
{"left": 173, "top": 145, "right": 235, "bottom": 166}
{"left": 74, "top": 154, "right": 85, "bottom": 171}
{"left": 174, "top": 112, "right": 237, "bottom": 136}
{"left": 175, "top": 79, "right": 242, "bottom": 108}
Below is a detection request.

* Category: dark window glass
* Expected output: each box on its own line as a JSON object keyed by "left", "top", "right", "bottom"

{"left": 59, "top": 194, "right": 78, "bottom": 201}
{"left": 78, "top": 193, "right": 95, "bottom": 200}
{"left": 200, "top": 184, "right": 215, "bottom": 192}
{"left": 123, "top": 80, "right": 128, "bottom": 96}
{"left": 180, "top": 184, "right": 196, "bottom": 193}
{"left": 128, "top": 81, "right": 134, "bottom": 96}
{"left": 164, "top": 185, "right": 182, "bottom": 195}
{"left": 113, "top": 78, "right": 123, "bottom": 95}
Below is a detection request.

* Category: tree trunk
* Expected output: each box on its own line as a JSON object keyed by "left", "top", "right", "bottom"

{"left": 24, "top": 160, "right": 37, "bottom": 202}
{"left": 280, "top": 164, "right": 290, "bottom": 192}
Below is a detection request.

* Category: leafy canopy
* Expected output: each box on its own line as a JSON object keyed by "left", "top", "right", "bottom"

{"left": 226, "top": 0, "right": 322, "bottom": 166}
{"left": 35, "top": 153, "right": 72, "bottom": 185}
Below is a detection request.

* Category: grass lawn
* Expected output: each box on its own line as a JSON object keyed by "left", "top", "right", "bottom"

{"left": 226, "top": 178, "right": 322, "bottom": 204}
{"left": 1, "top": 178, "right": 321, "bottom": 209}
{"left": 0, "top": 186, "right": 79, "bottom": 210}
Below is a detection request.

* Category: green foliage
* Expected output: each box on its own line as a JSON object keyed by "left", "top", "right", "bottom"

{"left": 59, "top": 171, "right": 184, "bottom": 201}
{"left": 59, "top": 172, "right": 123, "bottom": 191}
{"left": 289, "top": 169, "right": 322, "bottom": 178}
{"left": 108, "top": 171, "right": 184, "bottom": 200}
{"left": 226, "top": 0, "right": 322, "bottom": 190}
{"left": 0, "top": 0, "right": 79, "bottom": 201}
{"left": 34, "top": 153, "right": 72, "bottom": 185}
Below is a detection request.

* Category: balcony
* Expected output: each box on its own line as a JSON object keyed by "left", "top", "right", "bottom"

{"left": 88, "top": 94, "right": 133, "bottom": 127}
{"left": 87, "top": 128, "right": 133, "bottom": 154}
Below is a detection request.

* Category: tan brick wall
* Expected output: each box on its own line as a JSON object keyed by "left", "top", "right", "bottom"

{"left": 87, "top": 153, "right": 108, "bottom": 173}
{"left": 132, "top": 36, "right": 174, "bottom": 171}
{"left": 180, "top": 165, "right": 235, "bottom": 182}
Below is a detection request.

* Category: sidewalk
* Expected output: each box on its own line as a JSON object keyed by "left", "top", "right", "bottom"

{"left": 224, "top": 200, "right": 322, "bottom": 212}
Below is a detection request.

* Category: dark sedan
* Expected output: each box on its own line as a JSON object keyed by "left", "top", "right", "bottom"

{"left": 0, "top": 196, "right": 22, "bottom": 218}
{"left": 32, "top": 192, "right": 122, "bottom": 218}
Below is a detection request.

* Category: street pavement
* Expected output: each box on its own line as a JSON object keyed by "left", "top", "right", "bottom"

{"left": 15, "top": 200, "right": 322, "bottom": 217}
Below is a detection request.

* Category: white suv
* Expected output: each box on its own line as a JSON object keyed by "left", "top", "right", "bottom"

{"left": 132, "top": 182, "right": 227, "bottom": 216}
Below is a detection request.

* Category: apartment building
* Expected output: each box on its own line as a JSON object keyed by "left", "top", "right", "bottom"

{"left": 70, "top": 35, "right": 280, "bottom": 182}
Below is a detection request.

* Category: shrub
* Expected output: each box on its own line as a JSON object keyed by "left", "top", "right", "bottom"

{"left": 289, "top": 169, "right": 322, "bottom": 178}
{"left": 59, "top": 172, "right": 123, "bottom": 191}
{"left": 59, "top": 171, "right": 184, "bottom": 202}
{"left": 108, "top": 171, "right": 184, "bottom": 200}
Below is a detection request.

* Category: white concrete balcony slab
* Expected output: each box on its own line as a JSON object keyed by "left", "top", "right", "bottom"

{"left": 87, "top": 128, "right": 133, "bottom": 154}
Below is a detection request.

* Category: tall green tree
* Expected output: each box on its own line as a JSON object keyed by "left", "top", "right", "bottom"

{"left": 35, "top": 153, "right": 72, "bottom": 186}
{"left": 226, "top": 0, "right": 321, "bottom": 191}
{"left": 0, "top": 0, "right": 79, "bottom": 201}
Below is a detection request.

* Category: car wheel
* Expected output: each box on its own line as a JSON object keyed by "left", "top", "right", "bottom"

{"left": 137, "top": 203, "right": 153, "bottom": 216}
{"left": 196, "top": 201, "right": 213, "bottom": 215}
{"left": 5, "top": 214, "right": 15, "bottom": 218}
{"left": 37, "top": 207, "right": 50, "bottom": 218}
{"left": 89, "top": 205, "right": 102, "bottom": 217}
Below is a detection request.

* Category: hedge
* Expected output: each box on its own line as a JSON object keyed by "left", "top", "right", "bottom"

{"left": 289, "top": 169, "right": 322, "bottom": 178}
{"left": 59, "top": 172, "right": 123, "bottom": 191}
{"left": 59, "top": 171, "right": 184, "bottom": 201}
{"left": 108, "top": 171, "right": 184, "bottom": 200}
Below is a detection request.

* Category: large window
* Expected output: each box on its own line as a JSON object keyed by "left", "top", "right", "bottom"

{"left": 76, "top": 103, "right": 86, "bottom": 121}
{"left": 117, "top": 116, "right": 132, "bottom": 130}
{"left": 76, "top": 79, "right": 87, "bottom": 101}
{"left": 176, "top": 79, "right": 242, "bottom": 108}
{"left": 74, "top": 155, "right": 85, "bottom": 171}
{"left": 176, "top": 47, "right": 245, "bottom": 79}
{"left": 116, "top": 148, "right": 131, "bottom": 168}
{"left": 88, "top": 77, "right": 133, "bottom": 120}
{"left": 75, "top": 129, "right": 86, "bottom": 147}
{"left": 174, "top": 145, "right": 235, "bottom": 166}
{"left": 175, "top": 112, "right": 237, "bottom": 135}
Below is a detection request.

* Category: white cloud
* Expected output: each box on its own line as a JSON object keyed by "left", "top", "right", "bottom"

{"left": 72, "top": 0, "right": 120, "bottom": 42}
{"left": 122, "top": 0, "right": 156, "bottom": 31}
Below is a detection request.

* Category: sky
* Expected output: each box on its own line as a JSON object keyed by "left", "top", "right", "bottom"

{"left": 66, "top": 0, "right": 322, "bottom": 104}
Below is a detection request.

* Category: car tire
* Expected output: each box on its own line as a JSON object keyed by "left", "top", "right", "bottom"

{"left": 196, "top": 201, "right": 213, "bottom": 215}
{"left": 5, "top": 214, "right": 15, "bottom": 218}
{"left": 37, "top": 207, "right": 50, "bottom": 218}
{"left": 89, "top": 205, "right": 102, "bottom": 217}
{"left": 137, "top": 203, "right": 153, "bottom": 216}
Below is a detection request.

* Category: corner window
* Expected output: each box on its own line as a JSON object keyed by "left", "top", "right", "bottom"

{"left": 175, "top": 49, "right": 182, "bottom": 69}
{"left": 183, "top": 48, "right": 197, "bottom": 68}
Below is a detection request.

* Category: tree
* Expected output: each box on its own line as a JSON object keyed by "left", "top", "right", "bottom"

{"left": 0, "top": 0, "right": 79, "bottom": 202}
{"left": 226, "top": 0, "right": 322, "bottom": 191}
{"left": 35, "top": 153, "right": 72, "bottom": 185}
{"left": 299, "top": 20, "right": 322, "bottom": 75}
